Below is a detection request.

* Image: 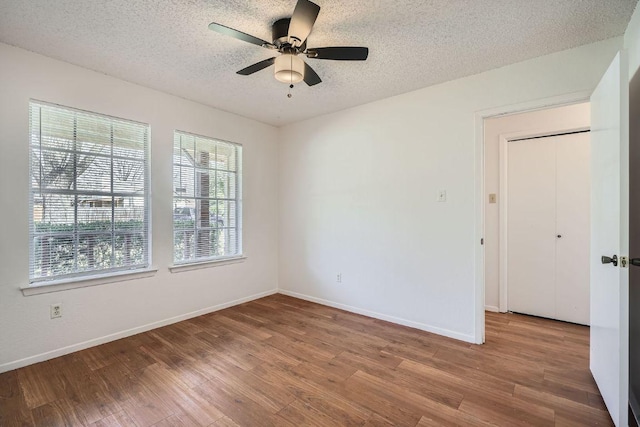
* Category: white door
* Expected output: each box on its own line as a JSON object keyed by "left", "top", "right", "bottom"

{"left": 507, "top": 137, "right": 557, "bottom": 320}
{"left": 590, "top": 51, "right": 629, "bottom": 427}
{"left": 507, "top": 133, "right": 591, "bottom": 324}
{"left": 555, "top": 133, "right": 591, "bottom": 324}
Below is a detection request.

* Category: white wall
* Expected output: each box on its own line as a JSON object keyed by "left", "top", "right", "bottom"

{"left": 278, "top": 38, "right": 621, "bottom": 343}
{"left": 0, "top": 43, "right": 280, "bottom": 372}
{"left": 625, "top": 3, "right": 640, "bottom": 79}
{"left": 484, "top": 103, "right": 591, "bottom": 311}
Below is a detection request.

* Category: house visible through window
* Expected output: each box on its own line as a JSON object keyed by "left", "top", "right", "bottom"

{"left": 173, "top": 131, "right": 242, "bottom": 264}
{"left": 29, "top": 101, "right": 150, "bottom": 283}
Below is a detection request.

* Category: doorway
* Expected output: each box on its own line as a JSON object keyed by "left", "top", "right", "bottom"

{"left": 475, "top": 52, "right": 632, "bottom": 427}
{"left": 482, "top": 102, "right": 591, "bottom": 323}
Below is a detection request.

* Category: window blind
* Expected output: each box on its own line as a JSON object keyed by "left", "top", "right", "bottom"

{"left": 173, "top": 131, "right": 242, "bottom": 264}
{"left": 29, "top": 101, "right": 150, "bottom": 283}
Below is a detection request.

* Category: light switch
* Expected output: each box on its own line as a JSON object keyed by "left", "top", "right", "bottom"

{"left": 489, "top": 193, "right": 497, "bottom": 204}
{"left": 437, "top": 190, "right": 447, "bottom": 202}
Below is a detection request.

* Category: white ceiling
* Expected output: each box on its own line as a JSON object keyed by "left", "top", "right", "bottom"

{"left": 0, "top": 0, "right": 637, "bottom": 127}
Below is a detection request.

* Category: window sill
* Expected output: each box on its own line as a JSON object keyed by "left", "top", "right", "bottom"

{"left": 21, "top": 267, "right": 158, "bottom": 296}
{"left": 169, "top": 256, "right": 247, "bottom": 273}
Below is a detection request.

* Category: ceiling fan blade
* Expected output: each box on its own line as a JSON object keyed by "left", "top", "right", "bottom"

{"left": 303, "top": 62, "right": 322, "bottom": 86}
{"left": 208, "top": 22, "right": 273, "bottom": 48}
{"left": 237, "top": 57, "right": 276, "bottom": 75}
{"left": 307, "top": 47, "right": 369, "bottom": 61}
{"left": 288, "top": 0, "right": 320, "bottom": 47}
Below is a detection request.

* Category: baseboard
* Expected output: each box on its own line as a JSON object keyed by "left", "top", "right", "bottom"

{"left": 278, "top": 289, "right": 476, "bottom": 344}
{"left": 485, "top": 305, "right": 500, "bottom": 313}
{"left": 0, "top": 288, "right": 278, "bottom": 374}
{"left": 2, "top": 287, "right": 478, "bottom": 373}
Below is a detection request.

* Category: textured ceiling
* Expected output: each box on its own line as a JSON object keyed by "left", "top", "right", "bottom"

{"left": 0, "top": 0, "right": 637, "bottom": 126}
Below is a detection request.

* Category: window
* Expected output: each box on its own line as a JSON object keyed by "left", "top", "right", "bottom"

{"left": 173, "top": 131, "right": 242, "bottom": 264}
{"left": 29, "top": 101, "right": 150, "bottom": 283}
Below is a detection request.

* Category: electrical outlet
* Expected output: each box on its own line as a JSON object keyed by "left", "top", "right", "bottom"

{"left": 336, "top": 273, "right": 342, "bottom": 283}
{"left": 50, "top": 303, "right": 62, "bottom": 319}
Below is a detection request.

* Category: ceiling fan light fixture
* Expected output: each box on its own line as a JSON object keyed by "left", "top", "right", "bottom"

{"left": 274, "top": 53, "right": 304, "bottom": 84}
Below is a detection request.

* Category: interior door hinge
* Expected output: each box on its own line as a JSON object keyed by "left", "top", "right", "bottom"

{"left": 481, "top": 238, "right": 484, "bottom": 245}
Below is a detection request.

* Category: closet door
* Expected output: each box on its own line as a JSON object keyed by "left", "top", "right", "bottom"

{"left": 507, "top": 138, "right": 557, "bottom": 320}
{"left": 507, "top": 133, "right": 591, "bottom": 324}
{"left": 555, "top": 133, "right": 590, "bottom": 325}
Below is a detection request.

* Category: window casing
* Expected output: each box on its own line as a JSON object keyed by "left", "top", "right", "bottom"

{"left": 173, "top": 131, "right": 242, "bottom": 264}
{"left": 29, "top": 101, "right": 150, "bottom": 283}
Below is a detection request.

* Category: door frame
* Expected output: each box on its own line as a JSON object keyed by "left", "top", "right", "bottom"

{"left": 498, "top": 127, "right": 590, "bottom": 313}
{"left": 473, "top": 90, "right": 592, "bottom": 344}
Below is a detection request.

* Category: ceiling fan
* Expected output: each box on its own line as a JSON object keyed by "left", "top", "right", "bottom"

{"left": 208, "top": 0, "right": 369, "bottom": 87}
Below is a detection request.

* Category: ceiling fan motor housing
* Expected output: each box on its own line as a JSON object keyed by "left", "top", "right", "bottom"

{"left": 272, "top": 18, "right": 305, "bottom": 51}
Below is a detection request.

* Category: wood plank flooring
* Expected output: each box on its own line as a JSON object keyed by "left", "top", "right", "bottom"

{"left": 0, "top": 294, "right": 613, "bottom": 426}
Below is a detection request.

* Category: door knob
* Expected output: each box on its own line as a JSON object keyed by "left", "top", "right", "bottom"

{"left": 630, "top": 258, "right": 640, "bottom": 267}
{"left": 601, "top": 255, "right": 618, "bottom": 267}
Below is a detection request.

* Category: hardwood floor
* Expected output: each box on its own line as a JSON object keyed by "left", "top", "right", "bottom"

{"left": 0, "top": 294, "right": 612, "bottom": 426}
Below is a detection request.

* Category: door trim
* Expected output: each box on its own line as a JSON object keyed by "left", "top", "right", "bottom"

{"left": 474, "top": 90, "right": 591, "bottom": 344}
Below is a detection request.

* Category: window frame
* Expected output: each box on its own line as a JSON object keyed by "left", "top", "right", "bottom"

{"left": 28, "top": 100, "right": 152, "bottom": 285}
{"left": 172, "top": 130, "right": 243, "bottom": 266}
